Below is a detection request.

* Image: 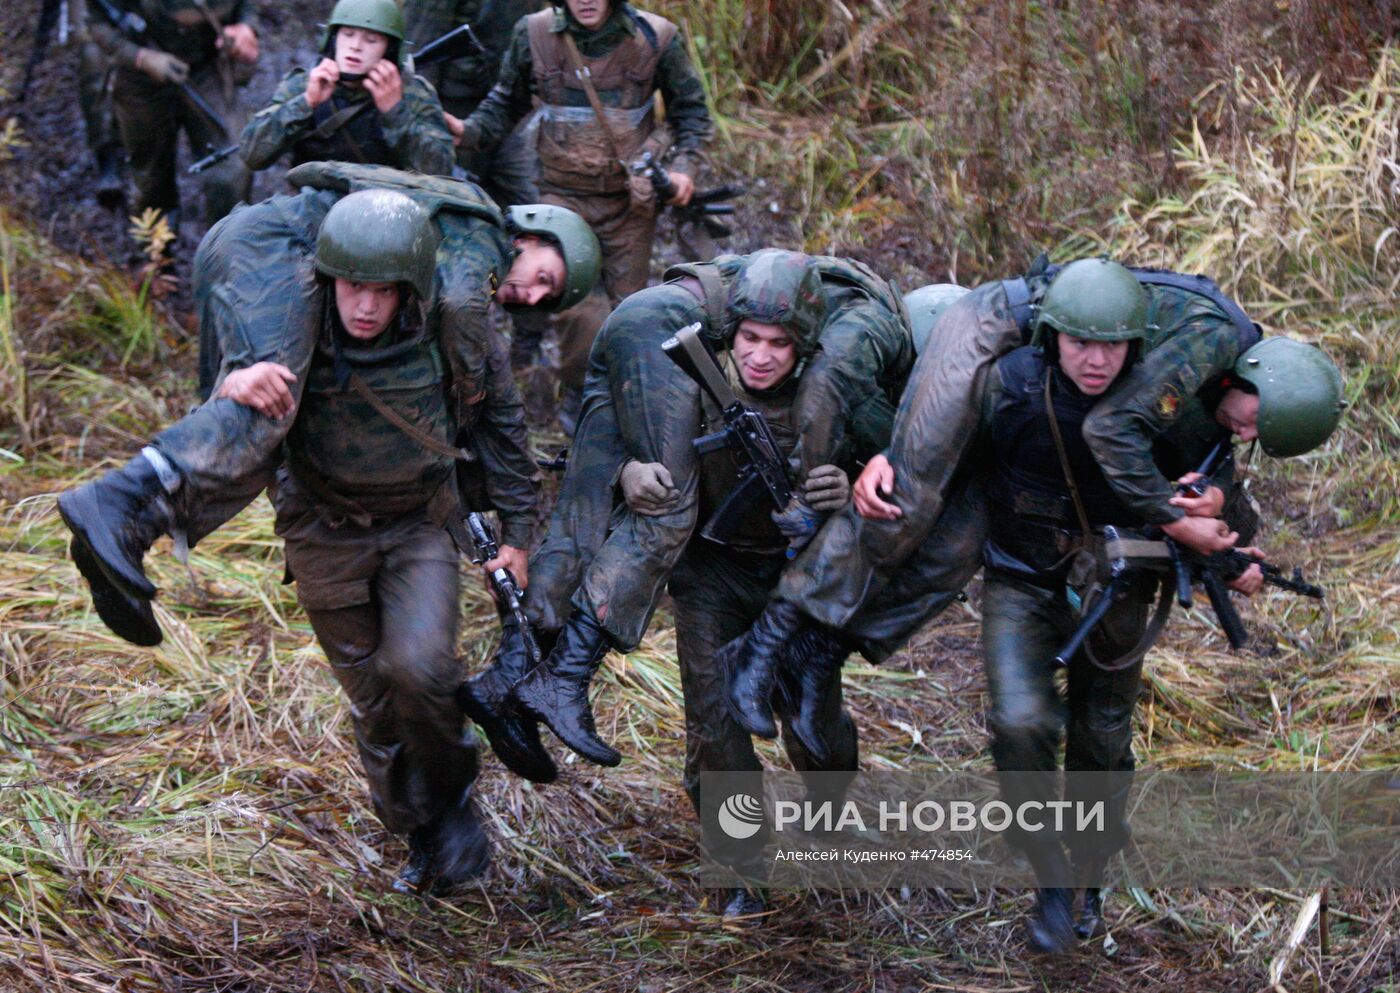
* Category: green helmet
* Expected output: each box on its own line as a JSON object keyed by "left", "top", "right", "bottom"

{"left": 1032, "top": 258, "right": 1149, "bottom": 343}
{"left": 904, "top": 283, "right": 969, "bottom": 356}
{"left": 314, "top": 189, "right": 439, "bottom": 301}
{"left": 321, "top": 0, "right": 408, "bottom": 70}
{"left": 724, "top": 250, "right": 826, "bottom": 358}
{"left": 505, "top": 204, "right": 601, "bottom": 312}
{"left": 1233, "top": 337, "right": 1345, "bottom": 457}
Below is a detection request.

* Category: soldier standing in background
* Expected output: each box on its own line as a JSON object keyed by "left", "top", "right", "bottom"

{"left": 89, "top": 0, "right": 260, "bottom": 236}
{"left": 239, "top": 0, "right": 454, "bottom": 175}
{"left": 454, "top": 0, "right": 712, "bottom": 431}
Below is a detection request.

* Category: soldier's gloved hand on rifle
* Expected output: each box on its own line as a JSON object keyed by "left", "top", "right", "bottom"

{"left": 666, "top": 171, "right": 695, "bottom": 207}
{"left": 619, "top": 459, "right": 681, "bottom": 517}
{"left": 135, "top": 48, "right": 190, "bottom": 85}
{"left": 1169, "top": 471, "right": 1226, "bottom": 517}
{"left": 802, "top": 463, "right": 851, "bottom": 512}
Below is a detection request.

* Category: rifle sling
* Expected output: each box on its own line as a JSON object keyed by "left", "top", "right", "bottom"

{"left": 1043, "top": 373, "right": 1093, "bottom": 540}
{"left": 346, "top": 371, "right": 476, "bottom": 463}
{"left": 560, "top": 32, "right": 632, "bottom": 177}
{"left": 310, "top": 99, "right": 373, "bottom": 142}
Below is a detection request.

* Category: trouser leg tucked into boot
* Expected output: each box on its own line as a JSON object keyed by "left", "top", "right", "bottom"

{"left": 458, "top": 619, "right": 558, "bottom": 784}
{"left": 512, "top": 609, "right": 620, "bottom": 767}
{"left": 773, "top": 623, "right": 851, "bottom": 766}
{"left": 720, "top": 599, "right": 806, "bottom": 738}
{"left": 59, "top": 453, "right": 175, "bottom": 644}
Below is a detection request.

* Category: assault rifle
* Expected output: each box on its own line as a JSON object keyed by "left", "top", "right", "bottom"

{"left": 632, "top": 151, "right": 743, "bottom": 253}
{"left": 190, "top": 21, "right": 486, "bottom": 174}
{"left": 465, "top": 511, "right": 542, "bottom": 669}
{"left": 661, "top": 322, "right": 793, "bottom": 544}
{"left": 1054, "top": 439, "right": 1324, "bottom": 665}
{"left": 89, "top": 0, "right": 230, "bottom": 145}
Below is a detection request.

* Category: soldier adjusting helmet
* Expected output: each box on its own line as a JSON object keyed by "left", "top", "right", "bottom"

{"left": 1032, "top": 258, "right": 1150, "bottom": 344}
{"left": 505, "top": 204, "right": 602, "bottom": 312}
{"left": 1232, "top": 337, "right": 1345, "bottom": 457}
{"left": 904, "top": 283, "right": 970, "bottom": 357}
{"left": 321, "top": 0, "right": 408, "bottom": 70}
{"left": 724, "top": 250, "right": 827, "bottom": 359}
{"left": 315, "top": 189, "right": 439, "bottom": 302}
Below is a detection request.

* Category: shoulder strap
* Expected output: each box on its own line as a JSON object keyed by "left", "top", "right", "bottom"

{"left": 308, "top": 98, "right": 372, "bottom": 142}
{"left": 1129, "top": 268, "right": 1262, "bottom": 352}
{"left": 346, "top": 372, "right": 476, "bottom": 463}
{"left": 1042, "top": 372, "right": 1093, "bottom": 538}
{"left": 560, "top": 32, "right": 630, "bottom": 176}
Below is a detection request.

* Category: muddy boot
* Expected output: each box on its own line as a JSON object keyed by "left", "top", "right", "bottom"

{"left": 427, "top": 786, "right": 493, "bottom": 893}
{"left": 1026, "top": 887, "right": 1077, "bottom": 955}
{"left": 722, "top": 600, "right": 805, "bottom": 739}
{"left": 59, "top": 454, "right": 174, "bottom": 603}
{"left": 1075, "top": 888, "right": 1104, "bottom": 939}
{"left": 774, "top": 624, "right": 850, "bottom": 765}
{"left": 512, "top": 610, "right": 620, "bottom": 767}
{"left": 69, "top": 536, "right": 162, "bottom": 646}
{"left": 458, "top": 621, "right": 558, "bottom": 784}
{"left": 392, "top": 829, "right": 434, "bottom": 894}
{"left": 718, "top": 887, "right": 768, "bottom": 922}
{"left": 95, "top": 144, "right": 127, "bottom": 211}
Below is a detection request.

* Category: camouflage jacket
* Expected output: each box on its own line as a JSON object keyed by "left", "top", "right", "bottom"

{"left": 403, "top": 0, "right": 538, "bottom": 115}
{"left": 460, "top": 3, "right": 711, "bottom": 179}
{"left": 1083, "top": 283, "right": 1250, "bottom": 526}
{"left": 90, "top": 0, "right": 256, "bottom": 72}
{"left": 239, "top": 68, "right": 454, "bottom": 175}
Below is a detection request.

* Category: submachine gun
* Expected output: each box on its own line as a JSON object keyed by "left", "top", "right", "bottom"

{"left": 189, "top": 22, "right": 486, "bottom": 174}
{"left": 661, "top": 322, "right": 793, "bottom": 544}
{"left": 464, "top": 511, "right": 542, "bottom": 669}
{"left": 632, "top": 151, "right": 744, "bottom": 257}
{"left": 89, "top": 0, "right": 231, "bottom": 144}
{"left": 1054, "top": 439, "right": 1323, "bottom": 667}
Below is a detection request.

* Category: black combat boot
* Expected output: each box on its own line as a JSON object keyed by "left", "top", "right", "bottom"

{"left": 512, "top": 610, "right": 621, "bottom": 767}
{"left": 773, "top": 623, "right": 850, "bottom": 766}
{"left": 458, "top": 621, "right": 558, "bottom": 784}
{"left": 59, "top": 456, "right": 174, "bottom": 627}
{"left": 720, "top": 599, "right": 806, "bottom": 739}
{"left": 69, "top": 536, "right": 162, "bottom": 646}
{"left": 1075, "top": 888, "right": 1104, "bottom": 939}
{"left": 426, "top": 786, "right": 493, "bottom": 893}
{"left": 1025, "top": 887, "right": 1077, "bottom": 954}
{"left": 392, "top": 829, "right": 434, "bottom": 894}
{"left": 95, "top": 144, "right": 126, "bottom": 211}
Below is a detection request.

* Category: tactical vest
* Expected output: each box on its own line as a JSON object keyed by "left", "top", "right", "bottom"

{"left": 290, "top": 89, "right": 396, "bottom": 168}
{"left": 287, "top": 318, "right": 455, "bottom": 517}
{"left": 984, "top": 346, "right": 1138, "bottom": 581}
{"left": 133, "top": 0, "right": 243, "bottom": 69}
{"left": 527, "top": 9, "right": 677, "bottom": 194}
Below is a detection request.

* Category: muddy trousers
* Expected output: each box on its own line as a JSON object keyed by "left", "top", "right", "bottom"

{"left": 275, "top": 497, "right": 479, "bottom": 837}
{"left": 539, "top": 188, "right": 657, "bottom": 395}
{"left": 670, "top": 541, "right": 858, "bottom": 874}
{"left": 112, "top": 64, "right": 252, "bottom": 227}
{"left": 980, "top": 573, "right": 1144, "bottom": 868}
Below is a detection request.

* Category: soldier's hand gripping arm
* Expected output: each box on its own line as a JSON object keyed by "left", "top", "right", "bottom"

{"left": 216, "top": 361, "right": 298, "bottom": 420}
{"left": 801, "top": 464, "right": 850, "bottom": 512}
{"left": 619, "top": 460, "right": 681, "bottom": 517}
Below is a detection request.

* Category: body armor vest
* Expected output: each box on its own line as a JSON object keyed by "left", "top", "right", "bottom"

{"left": 985, "top": 346, "right": 1138, "bottom": 580}
{"left": 526, "top": 9, "right": 676, "bottom": 194}
{"left": 287, "top": 316, "right": 455, "bottom": 517}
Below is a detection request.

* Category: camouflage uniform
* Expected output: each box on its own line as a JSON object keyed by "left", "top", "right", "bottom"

{"left": 523, "top": 251, "right": 912, "bottom": 652}
{"left": 458, "top": 2, "right": 711, "bottom": 395}
{"left": 163, "top": 164, "right": 539, "bottom": 554}
{"left": 774, "top": 277, "right": 1258, "bottom": 663}
{"left": 238, "top": 68, "right": 454, "bottom": 174}
{"left": 90, "top": 0, "right": 257, "bottom": 227}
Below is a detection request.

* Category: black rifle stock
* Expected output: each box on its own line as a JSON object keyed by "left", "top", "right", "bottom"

{"left": 661, "top": 322, "right": 793, "bottom": 543}
{"left": 191, "top": 22, "right": 485, "bottom": 175}
{"left": 632, "top": 151, "right": 743, "bottom": 241}
{"left": 465, "top": 511, "right": 541, "bottom": 668}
